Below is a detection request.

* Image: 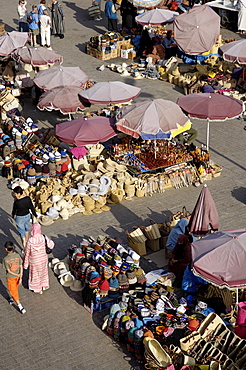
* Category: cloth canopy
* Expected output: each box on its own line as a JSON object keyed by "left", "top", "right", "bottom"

{"left": 135, "top": 8, "right": 178, "bottom": 25}
{"left": 12, "top": 46, "right": 63, "bottom": 66}
{"left": 0, "top": 31, "right": 29, "bottom": 56}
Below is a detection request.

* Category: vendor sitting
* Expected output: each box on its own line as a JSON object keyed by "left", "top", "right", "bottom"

{"left": 162, "top": 30, "right": 177, "bottom": 60}
{"left": 176, "top": 127, "right": 198, "bottom": 151}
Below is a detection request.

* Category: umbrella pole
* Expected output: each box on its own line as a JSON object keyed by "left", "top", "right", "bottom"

{"left": 206, "top": 118, "right": 210, "bottom": 151}
{"left": 68, "top": 113, "right": 72, "bottom": 121}
{"left": 236, "top": 288, "right": 239, "bottom": 305}
{"left": 154, "top": 139, "right": 156, "bottom": 159}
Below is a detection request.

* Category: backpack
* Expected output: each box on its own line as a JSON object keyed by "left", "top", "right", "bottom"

{"left": 27, "top": 12, "right": 33, "bottom": 23}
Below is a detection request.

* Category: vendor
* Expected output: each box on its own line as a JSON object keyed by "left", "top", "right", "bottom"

{"left": 165, "top": 217, "right": 189, "bottom": 256}
{"left": 162, "top": 30, "right": 177, "bottom": 60}
{"left": 176, "top": 127, "right": 198, "bottom": 150}
{"left": 168, "top": 234, "right": 192, "bottom": 285}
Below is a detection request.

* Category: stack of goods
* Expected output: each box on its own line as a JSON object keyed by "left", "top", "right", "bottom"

{"left": 0, "top": 88, "right": 23, "bottom": 122}
{"left": 58, "top": 235, "right": 148, "bottom": 312}
{"left": 87, "top": 32, "right": 136, "bottom": 61}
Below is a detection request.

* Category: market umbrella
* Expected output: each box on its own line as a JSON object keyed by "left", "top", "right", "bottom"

{"left": 116, "top": 99, "right": 189, "bottom": 140}
{"left": 79, "top": 81, "right": 141, "bottom": 105}
{"left": 189, "top": 184, "right": 218, "bottom": 235}
{"left": 218, "top": 39, "right": 246, "bottom": 64}
{"left": 55, "top": 116, "right": 117, "bottom": 146}
{"left": 173, "top": 5, "right": 220, "bottom": 55}
{"left": 11, "top": 46, "right": 63, "bottom": 67}
{"left": 192, "top": 229, "right": 246, "bottom": 292}
{"left": 135, "top": 8, "right": 179, "bottom": 25}
{"left": 33, "top": 66, "right": 88, "bottom": 91}
{"left": 128, "top": 0, "right": 162, "bottom": 8}
{"left": 0, "top": 31, "right": 29, "bottom": 56}
{"left": 177, "top": 93, "right": 243, "bottom": 150}
{"left": 37, "top": 86, "right": 90, "bottom": 118}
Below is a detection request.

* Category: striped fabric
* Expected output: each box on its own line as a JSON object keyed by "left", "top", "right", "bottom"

{"left": 23, "top": 234, "right": 54, "bottom": 293}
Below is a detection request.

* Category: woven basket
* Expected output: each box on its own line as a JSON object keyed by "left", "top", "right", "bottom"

{"left": 136, "top": 189, "right": 145, "bottom": 198}
{"left": 125, "top": 184, "right": 135, "bottom": 198}
{"left": 143, "top": 223, "right": 161, "bottom": 240}
{"left": 111, "top": 189, "right": 124, "bottom": 203}
{"left": 127, "top": 228, "right": 147, "bottom": 244}
{"left": 83, "top": 196, "right": 95, "bottom": 211}
{"left": 146, "top": 239, "right": 160, "bottom": 252}
{"left": 128, "top": 239, "right": 146, "bottom": 256}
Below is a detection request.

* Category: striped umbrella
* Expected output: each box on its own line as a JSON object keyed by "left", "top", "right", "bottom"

{"left": 129, "top": 0, "right": 162, "bottom": 8}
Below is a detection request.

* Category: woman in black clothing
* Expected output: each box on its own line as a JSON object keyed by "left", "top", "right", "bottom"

{"left": 12, "top": 186, "right": 38, "bottom": 250}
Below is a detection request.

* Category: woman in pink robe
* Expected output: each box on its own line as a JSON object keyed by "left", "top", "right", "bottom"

{"left": 24, "top": 223, "right": 54, "bottom": 294}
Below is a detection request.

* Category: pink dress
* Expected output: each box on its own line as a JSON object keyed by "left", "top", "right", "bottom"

{"left": 23, "top": 234, "right": 54, "bottom": 292}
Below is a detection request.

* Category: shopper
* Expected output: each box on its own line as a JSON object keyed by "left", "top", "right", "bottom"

{"left": 49, "top": 0, "right": 65, "bottom": 39}
{"left": 11, "top": 185, "right": 38, "bottom": 250}
{"left": 2, "top": 241, "right": 26, "bottom": 314}
{"left": 237, "top": 0, "right": 246, "bottom": 34}
{"left": 120, "top": 0, "right": 136, "bottom": 29}
{"left": 105, "top": 0, "right": 118, "bottom": 31}
{"left": 17, "top": 0, "right": 29, "bottom": 32}
{"left": 37, "top": 0, "right": 47, "bottom": 17}
{"left": 23, "top": 223, "right": 54, "bottom": 294}
{"left": 40, "top": 9, "right": 51, "bottom": 47}
{"left": 27, "top": 5, "right": 39, "bottom": 47}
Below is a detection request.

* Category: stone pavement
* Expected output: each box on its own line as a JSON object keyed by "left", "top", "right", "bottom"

{"left": 1, "top": 2, "right": 246, "bottom": 369}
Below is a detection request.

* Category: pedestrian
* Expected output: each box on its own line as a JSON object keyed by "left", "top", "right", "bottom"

{"left": 17, "top": 0, "right": 29, "bottom": 32}
{"left": 168, "top": 234, "right": 192, "bottom": 284}
{"left": 37, "top": 0, "right": 47, "bottom": 17}
{"left": 49, "top": 0, "right": 65, "bottom": 39}
{"left": 27, "top": 5, "right": 39, "bottom": 47}
{"left": 162, "top": 30, "right": 177, "bottom": 60}
{"left": 237, "top": 0, "right": 246, "bottom": 34}
{"left": 23, "top": 223, "right": 54, "bottom": 294}
{"left": 105, "top": 0, "right": 118, "bottom": 31}
{"left": 40, "top": 9, "right": 51, "bottom": 48}
{"left": 120, "top": 0, "right": 136, "bottom": 29}
{"left": 2, "top": 241, "right": 26, "bottom": 314}
{"left": 11, "top": 185, "right": 38, "bottom": 251}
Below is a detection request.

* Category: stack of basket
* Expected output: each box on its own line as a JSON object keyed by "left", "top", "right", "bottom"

{"left": 143, "top": 222, "right": 161, "bottom": 252}
{"left": 126, "top": 227, "right": 147, "bottom": 256}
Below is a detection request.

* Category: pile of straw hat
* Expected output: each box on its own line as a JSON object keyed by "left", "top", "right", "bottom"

{"left": 50, "top": 258, "right": 75, "bottom": 287}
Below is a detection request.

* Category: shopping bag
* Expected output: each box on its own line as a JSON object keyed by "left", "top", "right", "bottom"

{"left": 88, "top": 5, "right": 100, "bottom": 18}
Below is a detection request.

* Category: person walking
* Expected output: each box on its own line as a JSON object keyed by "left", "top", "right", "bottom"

{"left": 237, "top": 0, "right": 246, "bottom": 34}
{"left": 17, "top": 0, "right": 29, "bottom": 32}
{"left": 40, "top": 9, "right": 51, "bottom": 47}
{"left": 37, "top": 0, "right": 47, "bottom": 17}
{"left": 11, "top": 185, "right": 38, "bottom": 251}
{"left": 2, "top": 241, "right": 26, "bottom": 314}
{"left": 105, "top": 0, "right": 118, "bottom": 31}
{"left": 28, "top": 5, "right": 39, "bottom": 46}
{"left": 23, "top": 223, "right": 54, "bottom": 294}
{"left": 49, "top": 0, "right": 65, "bottom": 38}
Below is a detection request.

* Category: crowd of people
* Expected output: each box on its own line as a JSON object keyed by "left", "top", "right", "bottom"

{"left": 17, "top": 0, "right": 65, "bottom": 47}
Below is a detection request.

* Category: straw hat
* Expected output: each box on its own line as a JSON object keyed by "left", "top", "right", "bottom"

{"left": 59, "top": 208, "right": 69, "bottom": 220}
{"left": 48, "top": 195, "right": 63, "bottom": 204}
{"left": 70, "top": 279, "right": 83, "bottom": 291}
{"left": 54, "top": 261, "right": 69, "bottom": 275}
{"left": 121, "top": 70, "right": 130, "bottom": 77}
{"left": 38, "top": 215, "right": 54, "bottom": 226}
{"left": 46, "top": 206, "right": 59, "bottom": 219}
{"left": 12, "top": 179, "right": 29, "bottom": 190}
{"left": 50, "top": 258, "right": 60, "bottom": 268}
{"left": 59, "top": 273, "right": 75, "bottom": 287}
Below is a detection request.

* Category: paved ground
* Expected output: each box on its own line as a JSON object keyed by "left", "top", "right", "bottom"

{"left": 1, "top": 2, "right": 246, "bottom": 370}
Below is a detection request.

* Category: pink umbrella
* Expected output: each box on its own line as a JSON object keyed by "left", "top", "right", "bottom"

{"left": 219, "top": 39, "right": 246, "bottom": 64}
{"left": 55, "top": 116, "right": 117, "bottom": 146}
{"left": 192, "top": 229, "right": 246, "bottom": 290}
{"left": 79, "top": 81, "right": 141, "bottom": 104}
{"left": 177, "top": 93, "right": 243, "bottom": 150}
{"left": 135, "top": 8, "right": 179, "bottom": 25}
{"left": 33, "top": 66, "right": 88, "bottom": 91}
{"left": 37, "top": 86, "right": 90, "bottom": 116}
{"left": 0, "top": 31, "right": 29, "bottom": 56}
{"left": 189, "top": 184, "right": 218, "bottom": 235}
{"left": 173, "top": 5, "right": 220, "bottom": 55}
{"left": 12, "top": 46, "right": 63, "bottom": 67}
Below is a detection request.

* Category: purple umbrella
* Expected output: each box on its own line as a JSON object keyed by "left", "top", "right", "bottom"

{"left": 192, "top": 229, "right": 246, "bottom": 290}
{"left": 135, "top": 8, "right": 179, "bottom": 25}
{"left": 173, "top": 5, "right": 220, "bottom": 55}
{"left": 79, "top": 81, "right": 141, "bottom": 104}
{"left": 33, "top": 66, "right": 88, "bottom": 91}
{"left": 55, "top": 116, "right": 117, "bottom": 146}
{"left": 0, "top": 31, "right": 29, "bottom": 56}
{"left": 189, "top": 184, "right": 218, "bottom": 235}
{"left": 219, "top": 39, "right": 246, "bottom": 64}
{"left": 12, "top": 46, "right": 63, "bottom": 66}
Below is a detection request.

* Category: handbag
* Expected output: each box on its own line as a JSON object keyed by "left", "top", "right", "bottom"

{"left": 88, "top": 4, "right": 100, "bottom": 18}
{"left": 43, "top": 234, "right": 52, "bottom": 254}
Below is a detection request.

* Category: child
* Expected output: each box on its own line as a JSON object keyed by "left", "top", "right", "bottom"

{"left": 40, "top": 9, "right": 51, "bottom": 48}
{"left": 2, "top": 241, "right": 26, "bottom": 314}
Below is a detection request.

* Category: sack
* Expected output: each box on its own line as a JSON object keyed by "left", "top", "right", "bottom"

{"left": 88, "top": 5, "right": 100, "bottom": 18}
{"left": 43, "top": 234, "right": 52, "bottom": 254}
{"left": 27, "top": 12, "right": 33, "bottom": 23}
